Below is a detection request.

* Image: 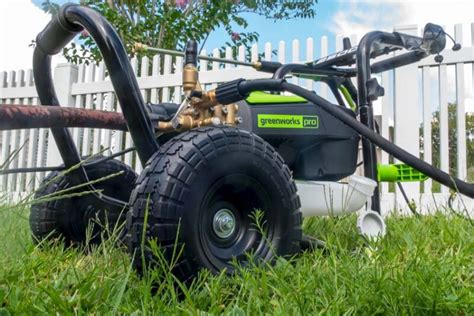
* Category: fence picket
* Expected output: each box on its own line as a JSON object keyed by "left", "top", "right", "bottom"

{"left": 264, "top": 42, "right": 271, "bottom": 61}
{"left": 110, "top": 93, "right": 124, "bottom": 160}
{"left": 174, "top": 56, "right": 183, "bottom": 104}
{"left": 422, "top": 66, "right": 432, "bottom": 193}
{"left": 439, "top": 64, "right": 449, "bottom": 193}
{"left": 8, "top": 71, "right": 23, "bottom": 191}
{"left": 210, "top": 49, "right": 220, "bottom": 89}
{"left": 73, "top": 64, "right": 85, "bottom": 148}
{"left": 454, "top": 24, "right": 467, "bottom": 180}
{"left": 92, "top": 62, "right": 106, "bottom": 155}
{"left": 103, "top": 92, "right": 114, "bottom": 155}
{"left": 200, "top": 49, "right": 208, "bottom": 72}
{"left": 305, "top": 38, "right": 314, "bottom": 91}
{"left": 16, "top": 70, "right": 33, "bottom": 193}
{"left": 319, "top": 36, "right": 328, "bottom": 99}
{"left": 81, "top": 64, "right": 96, "bottom": 157}
{"left": 225, "top": 47, "right": 233, "bottom": 69}
{"left": 0, "top": 71, "right": 8, "bottom": 192}
{"left": 251, "top": 43, "right": 258, "bottom": 63}
{"left": 150, "top": 55, "right": 160, "bottom": 103}
{"left": 238, "top": 46, "right": 245, "bottom": 66}
{"left": 26, "top": 97, "right": 40, "bottom": 192}
{"left": 380, "top": 71, "right": 390, "bottom": 193}
{"left": 9, "top": 97, "right": 21, "bottom": 192}
{"left": 162, "top": 54, "right": 172, "bottom": 100}
{"left": 278, "top": 41, "right": 285, "bottom": 64}
{"left": 291, "top": 39, "right": 299, "bottom": 84}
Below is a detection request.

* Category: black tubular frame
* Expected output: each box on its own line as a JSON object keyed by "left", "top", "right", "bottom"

{"left": 355, "top": 32, "right": 403, "bottom": 212}
{"left": 33, "top": 4, "right": 160, "bottom": 208}
{"left": 354, "top": 31, "right": 428, "bottom": 212}
{"left": 33, "top": 3, "right": 159, "bottom": 209}
{"left": 278, "top": 31, "right": 434, "bottom": 213}
{"left": 34, "top": 4, "right": 158, "bottom": 168}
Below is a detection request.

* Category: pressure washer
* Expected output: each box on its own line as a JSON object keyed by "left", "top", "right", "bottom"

{"left": 0, "top": 4, "right": 471, "bottom": 282}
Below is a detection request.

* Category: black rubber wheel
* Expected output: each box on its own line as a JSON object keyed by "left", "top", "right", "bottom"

{"left": 126, "top": 127, "right": 302, "bottom": 283}
{"left": 29, "top": 156, "right": 137, "bottom": 245}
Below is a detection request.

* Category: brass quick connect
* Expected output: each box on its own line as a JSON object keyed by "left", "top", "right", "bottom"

{"left": 158, "top": 121, "right": 173, "bottom": 131}
{"left": 183, "top": 65, "right": 198, "bottom": 95}
{"left": 252, "top": 61, "right": 262, "bottom": 70}
{"left": 204, "top": 90, "right": 217, "bottom": 106}
{"left": 225, "top": 104, "right": 237, "bottom": 126}
{"left": 191, "top": 90, "right": 219, "bottom": 109}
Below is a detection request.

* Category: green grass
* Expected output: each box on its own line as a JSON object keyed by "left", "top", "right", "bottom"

{"left": 0, "top": 204, "right": 472, "bottom": 315}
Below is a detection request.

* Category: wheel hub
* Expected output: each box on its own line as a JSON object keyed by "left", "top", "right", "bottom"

{"left": 212, "top": 209, "right": 236, "bottom": 239}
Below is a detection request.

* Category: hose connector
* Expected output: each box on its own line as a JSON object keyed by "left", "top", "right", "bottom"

{"left": 215, "top": 79, "right": 246, "bottom": 105}
{"left": 214, "top": 78, "right": 287, "bottom": 105}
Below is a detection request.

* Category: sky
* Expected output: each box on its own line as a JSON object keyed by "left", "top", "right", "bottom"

{"left": 1, "top": 0, "right": 473, "bottom": 71}
{"left": 0, "top": 0, "right": 473, "bottom": 111}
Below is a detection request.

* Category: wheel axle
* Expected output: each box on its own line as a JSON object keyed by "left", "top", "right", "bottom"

{"left": 212, "top": 209, "right": 236, "bottom": 239}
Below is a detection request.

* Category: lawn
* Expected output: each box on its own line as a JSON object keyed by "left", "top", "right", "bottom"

{"left": 0, "top": 203, "right": 472, "bottom": 314}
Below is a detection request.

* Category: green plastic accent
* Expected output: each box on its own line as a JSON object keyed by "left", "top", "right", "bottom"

{"left": 377, "top": 164, "right": 428, "bottom": 182}
{"left": 246, "top": 91, "right": 307, "bottom": 104}
{"left": 339, "top": 86, "right": 356, "bottom": 111}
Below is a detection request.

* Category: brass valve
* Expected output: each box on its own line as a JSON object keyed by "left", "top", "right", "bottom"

{"left": 182, "top": 64, "right": 198, "bottom": 96}
{"left": 182, "top": 40, "right": 199, "bottom": 97}
{"left": 156, "top": 40, "right": 241, "bottom": 133}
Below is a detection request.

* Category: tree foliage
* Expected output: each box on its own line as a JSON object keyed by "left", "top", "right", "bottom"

{"left": 420, "top": 103, "right": 474, "bottom": 180}
{"left": 40, "top": 0, "right": 318, "bottom": 64}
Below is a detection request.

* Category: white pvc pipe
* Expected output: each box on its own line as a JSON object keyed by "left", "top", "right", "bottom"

{"left": 296, "top": 175, "right": 377, "bottom": 217}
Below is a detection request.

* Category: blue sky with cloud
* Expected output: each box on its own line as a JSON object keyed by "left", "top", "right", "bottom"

{"left": 25, "top": 0, "right": 474, "bottom": 57}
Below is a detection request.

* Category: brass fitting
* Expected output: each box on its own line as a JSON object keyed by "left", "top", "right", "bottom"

{"left": 158, "top": 115, "right": 194, "bottom": 131}
{"left": 192, "top": 90, "right": 218, "bottom": 109}
{"left": 199, "top": 117, "right": 221, "bottom": 127}
{"left": 157, "top": 121, "right": 173, "bottom": 131}
{"left": 176, "top": 115, "right": 194, "bottom": 130}
{"left": 252, "top": 61, "right": 262, "bottom": 70}
{"left": 225, "top": 104, "right": 237, "bottom": 126}
{"left": 213, "top": 105, "right": 224, "bottom": 121}
{"left": 205, "top": 90, "right": 217, "bottom": 105}
{"left": 182, "top": 64, "right": 198, "bottom": 96}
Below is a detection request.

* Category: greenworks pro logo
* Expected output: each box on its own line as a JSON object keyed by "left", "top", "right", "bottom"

{"left": 257, "top": 114, "right": 319, "bottom": 129}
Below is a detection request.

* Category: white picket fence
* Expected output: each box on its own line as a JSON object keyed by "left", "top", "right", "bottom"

{"left": 0, "top": 24, "right": 473, "bottom": 214}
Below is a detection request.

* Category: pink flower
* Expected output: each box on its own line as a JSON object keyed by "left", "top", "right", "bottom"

{"left": 231, "top": 32, "right": 241, "bottom": 41}
{"left": 81, "top": 30, "right": 89, "bottom": 37}
{"left": 175, "top": 0, "right": 188, "bottom": 9}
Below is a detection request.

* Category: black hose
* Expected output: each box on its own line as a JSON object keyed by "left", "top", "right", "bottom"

{"left": 280, "top": 81, "right": 474, "bottom": 198}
